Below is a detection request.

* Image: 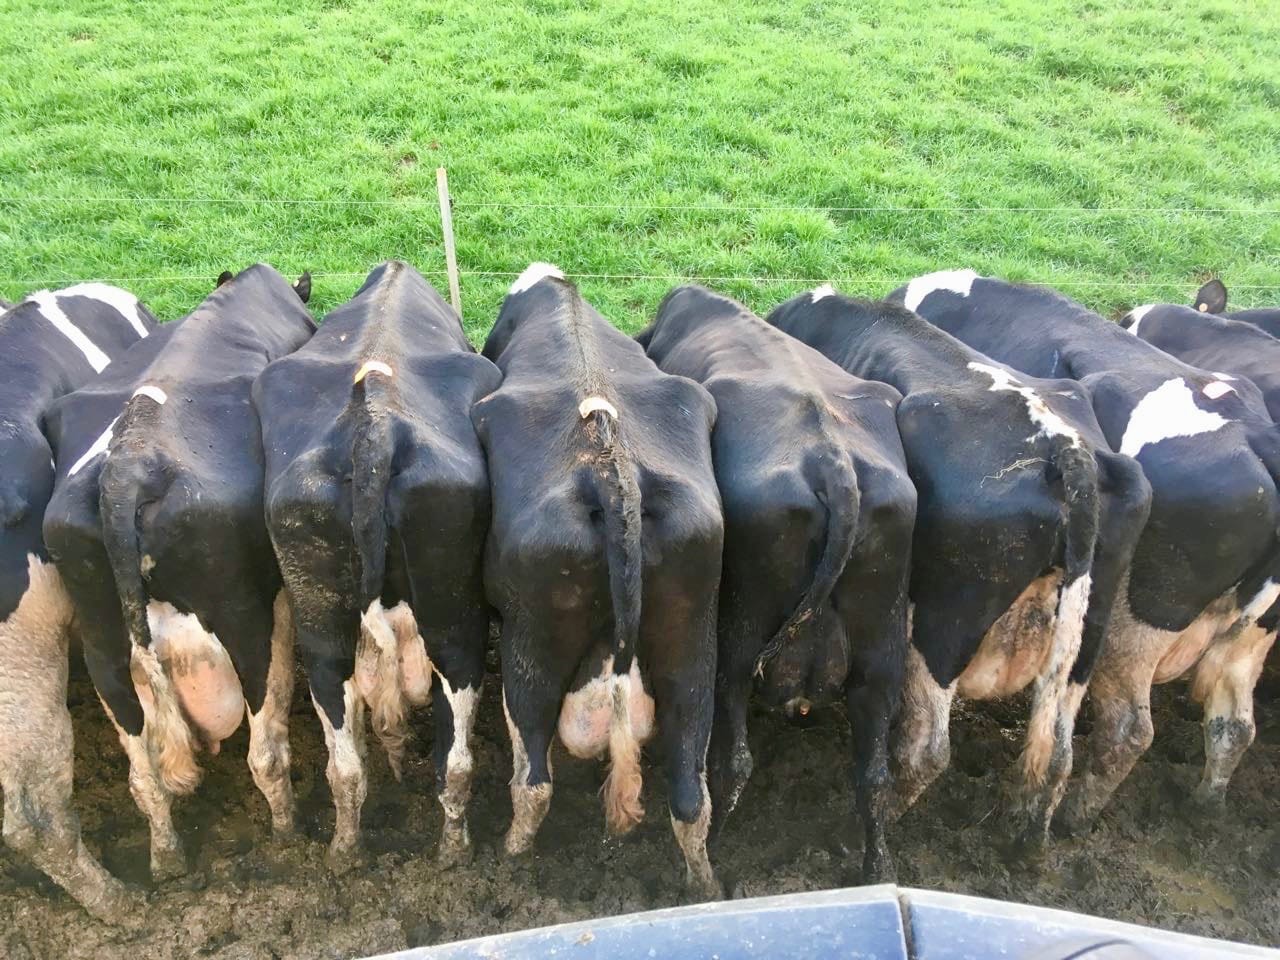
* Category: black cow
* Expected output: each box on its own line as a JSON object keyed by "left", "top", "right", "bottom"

{"left": 476, "top": 264, "right": 723, "bottom": 898}
{"left": 1192, "top": 280, "right": 1280, "bottom": 339}
{"left": 896, "top": 270, "right": 1280, "bottom": 830}
{"left": 1122, "top": 302, "right": 1280, "bottom": 422}
{"left": 769, "top": 286, "right": 1151, "bottom": 853}
{"left": 256, "top": 261, "right": 500, "bottom": 867}
{"left": 0, "top": 284, "right": 155, "bottom": 922}
{"left": 43, "top": 265, "right": 313, "bottom": 885}
{"left": 637, "top": 285, "right": 915, "bottom": 881}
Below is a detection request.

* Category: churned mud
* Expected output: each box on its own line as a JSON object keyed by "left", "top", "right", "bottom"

{"left": 3, "top": 651, "right": 1278, "bottom": 959}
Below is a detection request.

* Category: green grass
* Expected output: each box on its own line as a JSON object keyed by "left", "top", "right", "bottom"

{"left": 1, "top": 0, "right": 1278, "bottom": 340}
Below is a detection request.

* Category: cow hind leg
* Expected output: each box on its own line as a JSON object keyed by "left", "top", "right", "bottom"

{"left": 656, "top": 677, "right": 721, "bottom": 901}
{"left": 433, "top": 672, "right": 480, "bottom": 867}
{"left": 707, "top": 675, "right": 752, "bottom": 841}
{"left": 311, "top": 680, "right": 368, "bottom": 868}
{"left": 1059, "top": 658, "right": 1156, "bottom": 836}
{"left": 0, "top": 561, "right": 134, "bottom": 922}
{"left": 891, "top": 644, "right": 956, "bottom": 817}
{"left": 846, "top": 673, "right": 897, "bottom": 884}
{"left": 246, "top": 592, "right": 296, "bottom": 836}
{"left": 108, "top": 718, "right": 186, "bottom": 880}
{"left": 1009, "top": 575, "right": 1090, "bottom": 855}
{"left": 1190, "top": 612, "right": 1276, "bottom": 808}
{"left": 501, "top": 683, "right": 555, "bottom": 857}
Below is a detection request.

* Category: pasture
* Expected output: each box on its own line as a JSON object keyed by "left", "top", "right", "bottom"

{"left": 1, "top": 0, "right": 1278, "bottom": 332}
{"left": 3, "top": 0, "right": 1280, "bottom": 956}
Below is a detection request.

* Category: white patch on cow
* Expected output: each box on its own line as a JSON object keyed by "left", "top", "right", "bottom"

{"left": 28, "top": 289, "right": 111, "bottom": 372}
{"left": 132, "top": 385, "right": 167, "bottom": 405}
{"left": 1212, "top": 372, "right": 1236, "bottom": 381}
{"left": 1242, "top": 579, "right": 1280, "bottom": 622}
{"left": 902, "top": 268, "right": 979, "bottom": 313}
{"left": 353, "top": 360, "right": 393, "bottom": 384}
{"left": 68, "top": 417, "right": 119, "bottom": 476}
{"left": 810, "top": 283, "right": 836, "bottom": 302}
{"left": 59, "top": 282, "right": 151, "bottom": 338}
{"left": 968, "top": 361, "right": 1081, "bottom": 446}
{"left": 1126, "top": 304, "right": 1155, "bottom": 335}
{"left": 1119, "top": 378, "right": 1230, "bottom": 457}
{"left": 509, "top": 262, "right": 564, "bottom": 295}
{"left": 1204, "top": 380, "right": 1235, "bottom": 399}
{"left": 578, "top": 395, "right": 618, "bottom": 419}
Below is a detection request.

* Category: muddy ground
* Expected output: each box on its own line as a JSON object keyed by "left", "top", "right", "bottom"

{"left": 3, "top": 654, "right": 1279, "bottom": 960}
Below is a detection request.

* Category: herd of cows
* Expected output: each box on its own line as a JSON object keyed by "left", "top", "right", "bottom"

{"left": 1, "top": 261, "right": 1278, "bottom": 926}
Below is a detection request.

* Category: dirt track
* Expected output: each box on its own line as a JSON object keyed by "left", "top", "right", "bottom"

{"left": 3, "top": 655, "right": 1278, "bottom": 959}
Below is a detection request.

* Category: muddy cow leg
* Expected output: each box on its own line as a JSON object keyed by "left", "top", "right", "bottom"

{"left": 650, "top": 614, "right": 721, "bottom": 899}
{"left": 500, "top": 616, "right": 571, "bottom": 857}
{"left": 707, "top": 669, "right": 752, "bottom": 841}
{"left": 244, "top": 591, "right": 296, "bottom": 836}
{"left": 104, "top": 709, "right": 186, "bottom": 880}
{"left": 426, "top": 631, "right": 484, "bottom": 867}
{"left": 0, "top": 559, "right": 133, "bottom": 921}
{"left": 891, "top": 644, "right": 956, "bottom": 817}
{"left": 1190, "top": 595, "right": 1278, "bottom": 807}
{"left": 1059, "top": 644, "right": 1156, "bottom": 836}
{"left": 846, "top": 666, "right": 899, "bottom": 884}
{"left": 1009, "top": 575, "right": 1091, "bottom": 855}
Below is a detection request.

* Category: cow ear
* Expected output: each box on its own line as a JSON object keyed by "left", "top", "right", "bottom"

{"left": 1195, "top": 279, "right": 1227, "bottom": 314}
{"left": 293, "top": 271, "right": 312, "bottom": 304}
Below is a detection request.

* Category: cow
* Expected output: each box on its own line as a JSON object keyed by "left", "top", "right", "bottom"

{"left": 255, "top": 261, "right": 500, "bottom": 867}
{"left": 0, "top": 284, "right": 156, "bottom": 922}
{"left": 1122, "top": 302, "right": 1280, "bottom": 422}
{"left": 1191, "top": 280, "right": 1280, "bottom": 339}
{"left": 475, "top": 264, "right": 723, "bottom": 899}
{"left": 895, "top": 270, "right": 1280, "bottom": 832}
{"left": 42, "top": 264, "right": 314, "bottom": 887}
{"left": 636, "top": 285, "right": 915, "bottom": 882}
{"left": 768, "top": 286, "right": 1151, "bottom": 856}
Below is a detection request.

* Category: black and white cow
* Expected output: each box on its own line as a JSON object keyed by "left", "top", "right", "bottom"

{"left": 637, "top": 285, "right": 915, "bottom": 881}
{"left": 1191, "top": 280, "right": 1280, "bottom": 339}
{"left": 1122, "top": 302, "right": 1280, "bottom": 422}
{"left": 896, "top": 270, "right": 1280, "bottom": 830}
{"left": 256, "top": 261, "right": 500, "bottom": 866}
{"left": 42, "top": 265, "right": 314, "bottom": 883}
{"left": 476, "top": 264, "right": 723, "bottom": 898}
{"left": 769, "top": 286, "right": 1151, "bottom": 853}
{"left": 0, "top": 285, "right": 155, "bottom": 921}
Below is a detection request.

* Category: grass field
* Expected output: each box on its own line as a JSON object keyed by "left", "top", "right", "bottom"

{"left": 1, "top": 0, "right": 1278, "bottom": 339}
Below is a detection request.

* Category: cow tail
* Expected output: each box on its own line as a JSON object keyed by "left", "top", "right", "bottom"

{"left": 98, "top": 401, "right": 201, "bottom": 795}
{"left": 590, "top": 407, "right": 645, "bottom": 835}
{"left": 755, "top": 444, "right": 860, "bottom": 675}
{"left": 350, "top": 373, "right": 409, "bottom": 774}
{"left": 1024, "top": 435, "right": 1100, "bottom": 786}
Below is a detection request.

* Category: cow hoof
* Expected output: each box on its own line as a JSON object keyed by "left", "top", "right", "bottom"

{"left": 88, "top": 884, "right": 146, "bottom": 928}
{"left": 861, "top": 855, "right": 897, "bottom": 887}
{"left": 437, "top": 833, "right": 473, "bottom": 870}
{"left": 1189, "top": 782, "right": 1228, "bottom": 815}
{"left": 503, "top": 831, "right": 535, "bottom": 858}
{"left": 150, "top": 846, "right": 188, "bottom": 882}
{"left": 685, "top": 874, "right": 725, "bottom": 903}
{"left": 326, "top": 844, "right": 366, "bottom": 876}
{"left": 1052, "top": 798, "right": 1094, "bottom": 839}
